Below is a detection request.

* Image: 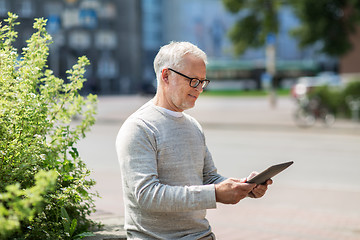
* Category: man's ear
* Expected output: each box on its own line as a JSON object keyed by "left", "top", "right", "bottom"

{"left": 161, "top": 68, "right": 169, "bottom": 84}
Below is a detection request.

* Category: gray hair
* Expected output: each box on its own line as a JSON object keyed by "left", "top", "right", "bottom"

{"left": 153, "top": 41, "right": 207, "bottom": 84}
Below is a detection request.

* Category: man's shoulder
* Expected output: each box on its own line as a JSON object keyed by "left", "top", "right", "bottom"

{"left": 131, "top": 100, "right": 160, "bottom": 118}
{"left": 122, "top": 101, "right": 163, "bottom": 128}
{"left": 183, "top": 112, "right": 203, "bottom": 130}
{"left": 117, "top": 103, "right": 158, "bottom": 141}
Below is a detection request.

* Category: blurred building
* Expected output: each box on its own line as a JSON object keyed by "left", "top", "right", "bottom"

{"left": 0, "top": 0, "right": 142, "bottom": 95}
{"left": 1, "top": 0, "right": 350, "bottom": 94}
{"left": 140, "top": 0, "right": 162, "bottom": 94}
{"left": 340, "top": 26, "right": 360, "bottom": 82}
{"left": 141, "top": 0, "right": 338, "bottom": 91}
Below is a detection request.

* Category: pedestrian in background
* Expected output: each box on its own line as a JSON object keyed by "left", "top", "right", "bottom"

{"left": 116, "top": 41, "right": 272, "bottom": 239}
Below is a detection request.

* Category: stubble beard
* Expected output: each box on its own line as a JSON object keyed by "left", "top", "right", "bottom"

{"left": 171, "top": 93, "right": 196, "bottom": 111}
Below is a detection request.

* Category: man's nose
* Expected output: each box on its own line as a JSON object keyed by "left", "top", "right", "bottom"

{"left": 195, "top": 83, "right": 204, "bottom": 93}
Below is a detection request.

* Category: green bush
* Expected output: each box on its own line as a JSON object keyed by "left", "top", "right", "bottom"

{"left": 308, "top": 79, "right": 360, "bottom": 118}
{"left": 341, "top": 80, "right": 360, "bottom": 118}
{"left": 0, "top": 170, "right": 57, "bottom": 239}
{"left": 0, "top": 13, "right": 98, "bottom": 239}
{"left": 308, "top": 85, "right": 342, "bottom": 114}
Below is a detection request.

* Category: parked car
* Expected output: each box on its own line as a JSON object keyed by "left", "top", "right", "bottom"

{"left": 291, "top": 72, "right": 342, "bottom": 99}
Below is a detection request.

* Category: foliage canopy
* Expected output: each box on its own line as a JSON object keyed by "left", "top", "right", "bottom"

{"left": 222, "top": 0, "right": 360, "bottom": 56}
{"left": 222, "top": 0, "right": 281, "bottom": 55}
{"left": 290, "top": 0, "right": 360, "bottom": 56}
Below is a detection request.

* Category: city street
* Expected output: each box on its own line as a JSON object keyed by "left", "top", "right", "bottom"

{"left": 78, "top": 95, "right": 360, "bottom": 240}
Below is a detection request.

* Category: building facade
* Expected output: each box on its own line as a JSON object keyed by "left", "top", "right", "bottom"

{"left": 141, "top": 0, "right": 338, "bottom": 90}
{"left": 2, "top": 0, "right": 352, "bottom": 94}
{"left": 340, "top": 26, "right": 360, "bottom": 82}
{"left": 0, "top": 0, "right": 142, "bottom": 94}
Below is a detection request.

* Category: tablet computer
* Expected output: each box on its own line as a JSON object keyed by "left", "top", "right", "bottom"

{"left": 246, "top": 161, "right": 294, "bottom": 184}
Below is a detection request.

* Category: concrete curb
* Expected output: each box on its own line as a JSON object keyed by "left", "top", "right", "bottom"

{"left": 84, "top": 215, "right": 126, "bottom": 240}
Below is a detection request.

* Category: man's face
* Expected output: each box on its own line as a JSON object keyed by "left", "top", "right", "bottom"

{"left": 165, "top": 54, "right": 206, "bottom": 112}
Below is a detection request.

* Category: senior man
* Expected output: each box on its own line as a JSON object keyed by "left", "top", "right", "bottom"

{"left": 116, "top": 41, "right": 272, "bottom": 239}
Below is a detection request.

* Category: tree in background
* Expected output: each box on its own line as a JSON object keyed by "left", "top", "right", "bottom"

{"left": 222, "top": 0, "right": 360, "bottom": 57}
{"left": 290, "top": 0, "right": 360, "bottom": 56}
{"left": 222, "top": 0, "right": 280, "bottom": 55}
{"left": 222, "top": 0, "right": 280, "bottom": 107}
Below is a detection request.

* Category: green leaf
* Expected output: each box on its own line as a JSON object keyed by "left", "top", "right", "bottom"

{"left": 61, "top": 207, "right": 71, "bottom": 232}
{"left": 73, "top": 231, "right": 96, "bottom": 239}
{"left": 70, "top": 218, "right": 77, "bottom": 236}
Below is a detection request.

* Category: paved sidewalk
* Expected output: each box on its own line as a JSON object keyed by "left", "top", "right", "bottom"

{"left": 95, "top": 95, "right": 360, "bottom": 133}
{"left": 207, "top": 185, "right": 360, "bottom": 240}
{"left": 84, "top": 95, "right": 360, "bottom": 240}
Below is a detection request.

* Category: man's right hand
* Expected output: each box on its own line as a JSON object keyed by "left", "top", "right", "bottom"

{"left": 214, "top": 178, "right": 256, "bottom": 204}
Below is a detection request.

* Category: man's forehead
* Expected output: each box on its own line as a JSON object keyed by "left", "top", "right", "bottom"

{"left": 181, "top": 54, "right": 206, "bottom": 66}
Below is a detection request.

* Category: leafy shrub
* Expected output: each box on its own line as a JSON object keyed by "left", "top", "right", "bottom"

{"left": 0, "top": 170, "right": 57, "bottom": 239}
{"left": 308, "top": 79, "right": 360, "bottom": 118}
{"left": 341, "top": 79, "right": 360, "bottom": 118}
{"left": 308, "top": 85, "right": 342, "bottom": 115}
{"left": 0, "top": 13, "right": 98, "bottom": 239}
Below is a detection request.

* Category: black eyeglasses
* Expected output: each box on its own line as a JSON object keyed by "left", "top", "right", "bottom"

{"left": 168, "top": 68, "right": 210, "bottom": 89}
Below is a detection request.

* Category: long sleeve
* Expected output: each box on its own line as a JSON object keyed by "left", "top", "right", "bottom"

{"left": 203, "top": 145, "right": 227, "bottom": 185}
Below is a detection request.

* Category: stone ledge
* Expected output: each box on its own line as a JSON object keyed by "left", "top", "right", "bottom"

{"left": 84, "top": 215, "right": 126, "bottom": 240}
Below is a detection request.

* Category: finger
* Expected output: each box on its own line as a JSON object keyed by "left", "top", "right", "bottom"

{"left": 231, "top": 178, "right": 242, "bottom": 183}
{"left": 248, "top": 192, "right": 256, "bottom": 198}
{"left": 243, "top": 182, "right": 256, "bottom": 189}
{"left": 254, "top": 187, "right": 266, "bottom": 195}
{"left": 247, "top": 171, "right": 258, "bottom": 179}
{"left": 236, "top": 183, "right": 256, "bottom": 192}
{"left": 255, "top": 184, "right": 268, "bottom": 190}
{"left": 251, "top": 189, "right": 265, "bottom": 198}
{"left": 266, "top": 179, "right": 273, "bottom": 185}
{"left": 252, "top": 185, "right": 268, "bottom": 196}
{"left": 252, "top": 185, "right": 264, "bottom": 193}
{"left": 255, "top": 187, "right": 267, "bottom": 196}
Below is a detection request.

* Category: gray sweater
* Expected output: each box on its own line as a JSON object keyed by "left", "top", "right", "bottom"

{"left": 116, "top": 101, "right": 226, "bottom": 239}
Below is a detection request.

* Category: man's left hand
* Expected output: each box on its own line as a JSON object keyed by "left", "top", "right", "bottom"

{"left": 246, "top": 172, "right": 273, "bottom": 198}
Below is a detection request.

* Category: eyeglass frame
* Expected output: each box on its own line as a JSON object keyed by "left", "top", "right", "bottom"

{"left": 167, "top": 68, "right": 210, "bottom": 89}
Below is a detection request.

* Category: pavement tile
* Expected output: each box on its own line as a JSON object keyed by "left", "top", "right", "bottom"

{"left": 84, "top": 95, "right": 360, "bottom": 240}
